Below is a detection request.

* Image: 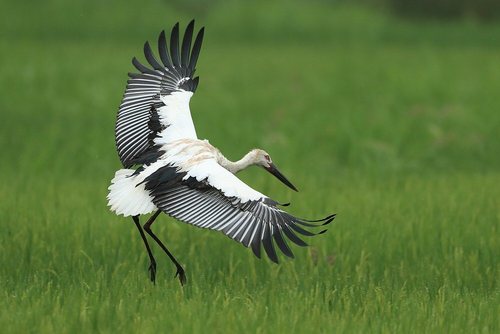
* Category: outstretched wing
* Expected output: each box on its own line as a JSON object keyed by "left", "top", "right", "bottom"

{"left": 142, "top": 160, "right": 335, "bottom": 263}
{"left": 115, "top": 20, "right": 205, "bottom": 168}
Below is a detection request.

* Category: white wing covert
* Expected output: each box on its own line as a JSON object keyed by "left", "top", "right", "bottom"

{"left": 115, "top": 20, "right": 204, "bottom": 168}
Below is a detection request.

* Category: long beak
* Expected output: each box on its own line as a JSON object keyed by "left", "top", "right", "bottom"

{"left": 265, "top": 163, "right": 298, "bottom": 192}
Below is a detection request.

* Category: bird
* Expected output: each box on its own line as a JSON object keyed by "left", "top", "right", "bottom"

{"left": 107, "top": 20, "right": 335, "bottom": 285}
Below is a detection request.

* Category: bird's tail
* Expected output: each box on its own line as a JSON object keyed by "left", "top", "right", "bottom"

{"left": 107, "top": 169, "right": 157, "bottom": 217}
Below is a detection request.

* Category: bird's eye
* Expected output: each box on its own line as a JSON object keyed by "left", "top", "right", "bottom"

{"left": 265, "top": 155, "right": 271, "bottom": 162}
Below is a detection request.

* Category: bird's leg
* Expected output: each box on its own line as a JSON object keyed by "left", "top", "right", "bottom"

{"left": 132, "top": 216, "right": 157, "bottom": 283}
{"left": 143, "top": 210, "right": 187, "bottom": 286}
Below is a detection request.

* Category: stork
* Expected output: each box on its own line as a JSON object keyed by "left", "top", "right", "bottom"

{"left": 107, "top": 20, "right": 335, "bottom": 285}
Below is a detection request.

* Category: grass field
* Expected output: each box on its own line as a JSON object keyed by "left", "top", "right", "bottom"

{"left": 0, "top": 0, "right": 499, "bottom": 332}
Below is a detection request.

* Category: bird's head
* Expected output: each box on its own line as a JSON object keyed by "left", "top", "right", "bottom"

{"left": 251, "top": 149, "right": 298, "bottom": 192}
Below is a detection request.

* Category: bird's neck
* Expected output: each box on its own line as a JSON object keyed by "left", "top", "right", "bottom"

{"left": 218, "top": 151, "right": 256, "bottom": 174}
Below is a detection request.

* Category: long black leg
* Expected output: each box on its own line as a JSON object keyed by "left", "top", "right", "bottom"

{"left": 132, "top": 216, "right": 157, "bottom": 283}
{"left": 143, "top": 210, "right": 186, "bottom": 286}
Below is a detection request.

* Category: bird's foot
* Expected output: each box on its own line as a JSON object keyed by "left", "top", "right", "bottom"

{"left": 175, "top": 266, "right": 186, "bottom": 286}
{"left": 148, "top": 261, "right": 157, "bottom": 284}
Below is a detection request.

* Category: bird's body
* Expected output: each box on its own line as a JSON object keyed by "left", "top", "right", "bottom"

{"left": 108, "top": 138, "right": 268, "bottom": 217}
{"left": 108, "top": 20, "right": 335, "bottom": 285}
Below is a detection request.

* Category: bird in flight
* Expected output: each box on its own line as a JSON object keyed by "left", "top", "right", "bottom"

{"left": 107, "top": 20, "right": 335, "bottom": 285}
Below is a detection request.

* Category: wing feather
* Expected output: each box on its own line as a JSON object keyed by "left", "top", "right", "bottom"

{"left": 261, "top": 221, "right": 278, "bottom": 263}
{"left": 115, "top": 21, "right": 204, "bottom": 168}
{"left": 189, "top": 28, "right": 204, "bottom": 73}
{"left": 181, "top": 20, "right": 194, "bottom": 68}
{"left": 170, "top": 23, "right": 181, "bottom": 67}
{"left": 158, "top": 30, "right": 173, "bottom": 69}
{"left": 132, "top": 57, "right": 158, "bottom": 75}
{"left": 143, "top": 162, "right": 334, "bottom": 263}
{"left": 144, "top": 42, "right": 164, "bottom": 70}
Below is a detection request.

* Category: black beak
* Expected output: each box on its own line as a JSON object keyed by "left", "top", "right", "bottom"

{"left": 265, "top": 163, "right": 298, "bottom": 192}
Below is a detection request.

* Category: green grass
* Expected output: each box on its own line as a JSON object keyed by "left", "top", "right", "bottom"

{"left": 0, "top": 0, "right": 499, "bottom": 332}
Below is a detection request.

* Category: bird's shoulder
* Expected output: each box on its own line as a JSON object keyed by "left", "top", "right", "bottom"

{"left": 160, "top": 138, "right": 219, "bottom": 164}
{"left": 130, "top": 138, "right": 221, "bottom": 175}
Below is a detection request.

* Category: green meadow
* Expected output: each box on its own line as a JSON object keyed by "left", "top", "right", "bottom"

{"left": 0, "top": 0, "right": 498, "bottom": 332}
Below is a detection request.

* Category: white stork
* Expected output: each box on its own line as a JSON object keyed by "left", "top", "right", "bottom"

{"left": 107, "top": 20, "right": 335, "bottom": 285}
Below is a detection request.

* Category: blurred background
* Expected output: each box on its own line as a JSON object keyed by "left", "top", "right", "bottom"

{"left": 2, "top": 0, "right": 500, "bottom": 181}
{"left": 0, "top": 0, "right": 498, "bottom": 332}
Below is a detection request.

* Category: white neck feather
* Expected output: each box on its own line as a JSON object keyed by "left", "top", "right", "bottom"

{"left": 218, "top": 151, "right": 258, "bottom": 174}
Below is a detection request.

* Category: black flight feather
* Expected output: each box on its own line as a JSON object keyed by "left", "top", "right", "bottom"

{"left": 144, "top": 42, "right": 164, "bottom": 71}
{"left": 273, "top": 228, "right": 295, "bottom": 259}
{"left": 181, "top": 20, "right": 194, "bottom": 68}
{"left": 241, "top": 223, "right": 255, "bottom": 247}
{"left": 170, "top": 23, "right": 180, "bottom": 67}
{"left": 192, "top": 76, "right": 200, "bottom": 92}
{"left": 132, "top": 57, "right": 158, "bottom": 75}
{"left": 262, "top": 223, "right": 279, "bottom": 263}
{"left": 302, "top": 213, "right": 337, "bottom": 223}
{"left": 189, "top": 27, "right": 204, "bottom": 73}
{"left": 280, "top": 225, "right": 308, "bottom": 247}
{"left": 288, "top": 223, "right": 316, "bottom": 237}
{"left": 251, "top": 222, "right": 263, "bottom": 258}
{"left": 251, "top": 240, "right": 262, "bottom": 259}
{"left": 158, "top": 30, "right": 173, "bottom": 70}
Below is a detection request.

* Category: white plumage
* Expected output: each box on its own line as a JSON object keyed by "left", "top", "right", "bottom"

{"left": 108, "top": 169, "right": 158, "bottom": 216}
{"left": 156, "top": 91, "right": 197, "bottom": 143}
{"left": 183, "top": 159, "right": 265, "bottom": 203}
